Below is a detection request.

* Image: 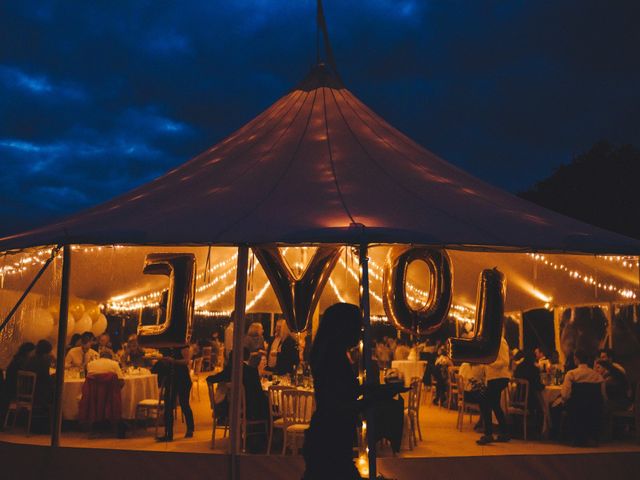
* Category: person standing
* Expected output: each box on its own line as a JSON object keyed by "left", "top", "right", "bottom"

{"left": 266, "top": 319, "right": 299, "bottom": 376}
{"left": 477, "top": 336, "right": 511, "bottom": 445}
{"left": 156, "top": 345, "right": 195, "bottom": 441}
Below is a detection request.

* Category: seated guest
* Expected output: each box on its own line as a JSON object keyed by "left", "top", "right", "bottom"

{"left": 244, "top": 322, "right": 267, "bottom": 366}
{"left": 65, "top": 334, "right": 99, "bottom": 369}
{"left": 534, "top": 347, "right": 551, "bottom": 372}
{"left": 394, "top": 340, "right": 411, "bottom": 361}
{"left": 459, "top": 362, "right": 486, "bottom": 403}
{"left": 24, "top": 340, "right": 55, "bottom": 431}
{"left": 513, "top": 350, "right": 545, "bottom": 413}
{"left": 594, "top": 359, "right": 630, "bottom": 411}
{"left": 1, "top": 342, "right": 36, "bottom": 424}
{"left": 96, "top": 333, "right": 113, "bottom": 356}
{"left": 266, "top": 319, "right": 299, "bottom": 376}
{"left": 549, "top": 350, "right": 563, "bottom": 372}
{"left": 121, "top": 334, "right": 146, "bottom": 367}
{"left": 551, "top": 350, "right": 605, "bottom": 443}
{"left": 375, "top": 340, "right": 392, "bottom": 369}
{"left": 432, "top": 346, "right": 453, "bottom": 406}
{"left": 206, "top": 349, "right": 268, "bottom": 450}
{"left": 67, "top": 334, "right": 82, "bottom": 354}
{"left": 87, "top": 350, "right": 125, "bottom": 384}
{"left": 561, "top": 350, "right": 605, "bottom": 402}
{"left": 4, "top": 342, "right": 36, "bottom": 401}
{"left": 598, "top": 349, "right": 625, "bottom": 374}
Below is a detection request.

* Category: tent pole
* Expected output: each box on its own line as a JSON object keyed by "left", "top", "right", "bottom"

{"left": 51, "top": 244, "right": 71, "bottom": 447}
{"left": 359, "top": 243, "right": 376, "bottom": 479}
{"left": 229, "top": 245, "right": 249, "bottom": 480}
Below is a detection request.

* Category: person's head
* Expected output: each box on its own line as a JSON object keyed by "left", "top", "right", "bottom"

{"left": 599, "top": 348, "right": 614, "bottom": 363}
{"left": 534, "top": 347, "right": 545, "bottom": 360}
{"left": 69, "top": 334, "right": 81, "bottom": 348}
{"left": 15, "top": 342, "right": 36, "bottom": 360}
{"left": 98, "top": 333, "right": 110, "bottom": 347}
{"left": 127, "top": 334, "right": 139, "bottom": 350}
{"left": 35, "top": 339, "right": 52, "bottom": 356}
{"left": 550, "top": 350, "right": 560, "bottom": 364}
{"left": 211, "top": 331, "right": 220, "bottom": 342}
{"left": 246, "top": 322, "right": 264, "bottom": 351}
{"left": 80, "top": 335, "right": 93, "bottom": 352}
{"left": 311, "top": 303, "right": 361, "bottom": 372}
{"left": 573, "top": 349, "right": 590, "bottom": 366}
{"left": 100, "top": 350, "right": 114, "bottom": 360}
{"left": 275, "top": 319, "right": 290, "bottom": 340}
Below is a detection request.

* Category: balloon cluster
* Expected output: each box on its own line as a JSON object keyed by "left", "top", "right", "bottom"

{"left": 22, "top": 300, "right": 107, "bottom": 342}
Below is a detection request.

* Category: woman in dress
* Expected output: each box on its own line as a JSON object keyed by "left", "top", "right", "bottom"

{"left": 303, "top": 303, "right": 403, "bottom": 480}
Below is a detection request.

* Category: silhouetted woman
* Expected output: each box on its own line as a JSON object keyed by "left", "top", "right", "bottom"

{"left": 303, "top": 303, "right": 362, "bottom": 479}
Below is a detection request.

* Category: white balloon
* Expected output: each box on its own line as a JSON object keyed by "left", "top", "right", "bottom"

{"left": 65, "top": 312, "right": 76, "bottom": 340}
{"left": 91, "top": 314, "right": 108, "bottom": 336}
{"left": 23, "top": 308, "right": 54, "bottom": 342}
{"left": 75, "top": 312, "right": 93, "bottom": 335}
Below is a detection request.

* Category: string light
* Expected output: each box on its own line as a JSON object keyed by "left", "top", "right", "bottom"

{"left": 528, "top": 254, "right": 637, "bottom": 299}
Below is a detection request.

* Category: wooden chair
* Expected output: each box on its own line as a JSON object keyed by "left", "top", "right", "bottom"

{"left": 506, "top": 378, "right": 530, "bottom": 440}
{"left": 447, "top": 367, "right": 459, "bottom": 409}
{"left": 611, "top": 381, "right": 640, "bottom": 443}
{"left": 207, "top": 382, "right": 229, "bottom": 448}
{"left": 241, "top": 387, "right": 269, "bottom": 453}
{"left": 190, "top": 357, "right": 203, "bottom": 401}
{"left": 281, "top": 389, "right": 315, "bottom": 455}
{"left": 4, "top": 370, "right": 37, "bottom": 436}
{"left": 267, "top": 385, "right": 295, "bottom": 453}
{"left": 406, "top": 377, "right": 423, "bottom": 443}
{"left": 456, "top": 376, "right": 481, "bottom": 431}
{"left": 135, "top": 379, "right": 166, "bottom": 437}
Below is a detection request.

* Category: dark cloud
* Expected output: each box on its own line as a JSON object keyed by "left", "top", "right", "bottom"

{"left": 1, "top": 0, "right": 639, "bottom": 236}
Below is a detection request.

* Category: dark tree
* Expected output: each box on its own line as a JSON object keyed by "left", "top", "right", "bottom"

{"left": 519, "top": 142, "right": 640, "bottom": 240}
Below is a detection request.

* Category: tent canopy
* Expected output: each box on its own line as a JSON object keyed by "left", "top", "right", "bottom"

{"left": 1, "top": 64, "right": 639, "bottom": 254}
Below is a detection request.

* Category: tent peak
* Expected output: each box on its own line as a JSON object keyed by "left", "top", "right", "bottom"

{"left": 294, "top": 62, "right": 344, "bottom": 92}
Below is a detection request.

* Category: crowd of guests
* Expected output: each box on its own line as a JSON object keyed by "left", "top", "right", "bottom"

{"left": 449, "top": 340, "right": 634, "bottom": 446}
{"left": 0, "top": 330, "right": 152, "bottom": 434}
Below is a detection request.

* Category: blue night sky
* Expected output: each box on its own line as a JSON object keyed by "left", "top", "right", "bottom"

{"left": 1, "top": 1, "right": 639, "bottom": 237}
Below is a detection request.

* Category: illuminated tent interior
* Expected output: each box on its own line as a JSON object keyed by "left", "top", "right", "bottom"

{"left": 1, "top": 244, "right": 638, "bottom": 366}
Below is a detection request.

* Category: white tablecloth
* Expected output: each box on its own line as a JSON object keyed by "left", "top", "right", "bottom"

{"left": 62, "top": 373, "right": 158, "bottom": 420}
{"left": 540, "top": 385, "right": 562, "bottom": 438}
{"left": 391, "top": 360, "right": 427, "bottom": 386}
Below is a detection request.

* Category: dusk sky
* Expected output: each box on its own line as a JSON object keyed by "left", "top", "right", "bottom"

{"left": 1, "top": 1, "right": 639, "bottom": 237}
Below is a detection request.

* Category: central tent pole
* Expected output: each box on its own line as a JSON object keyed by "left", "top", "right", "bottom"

{"left": 51, "top": 244, "right": 71, "bottom": 447}
{"left": 359, "top": 243, "right": 377, "bottom": 479}
{"left": 229, "top": 245, "right": 249, "bottom": 480}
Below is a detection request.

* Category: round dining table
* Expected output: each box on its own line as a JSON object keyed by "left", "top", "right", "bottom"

{"left": 61, "top": 371, "right": 158, "bottom": 420}
{"left": 391, "top": 360, "right": 427, "bottom": 386}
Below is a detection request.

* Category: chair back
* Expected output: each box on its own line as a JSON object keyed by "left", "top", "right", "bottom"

{"left": 567, "top": 381, "right": 604, "bottom": 441}
{"left": 79, "top": 372, "right": 122, "bottom": 423}
{"left": 408, "top": 378, "right": 421, "bottom": 413}
{"left": 16, "top": 371, "right": 37, "bottom": 405}
{"left": 448, "top": 368, "right": 459, "bottom": 390}
{"left": 268, "top": 385, "right": 295, "bottom": 420}
{"left": 191, "top": 357, "right": 203, "bottom": 377}
{"left": 508, "top": 378, "right": 529, "bottom": 411}
{"left": 202, "top": 347, "right": 213, "bottom": 368}
{"left": 456, "top": 375, "right": 466, "bottom": 405}
{"left": 281, "top": 389, "right": 314, "bottom": 426}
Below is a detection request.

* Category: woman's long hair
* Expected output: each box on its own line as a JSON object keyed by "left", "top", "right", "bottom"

{"left": 310, "top": 303, "right": 361, "bottom": 377}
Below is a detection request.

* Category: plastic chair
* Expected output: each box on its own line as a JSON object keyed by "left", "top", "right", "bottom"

{"left": 267, "top": 385, "right": 295, "bottom": 453}
{"left": 4, "top": 370, "right": 37, "bottom": 436}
